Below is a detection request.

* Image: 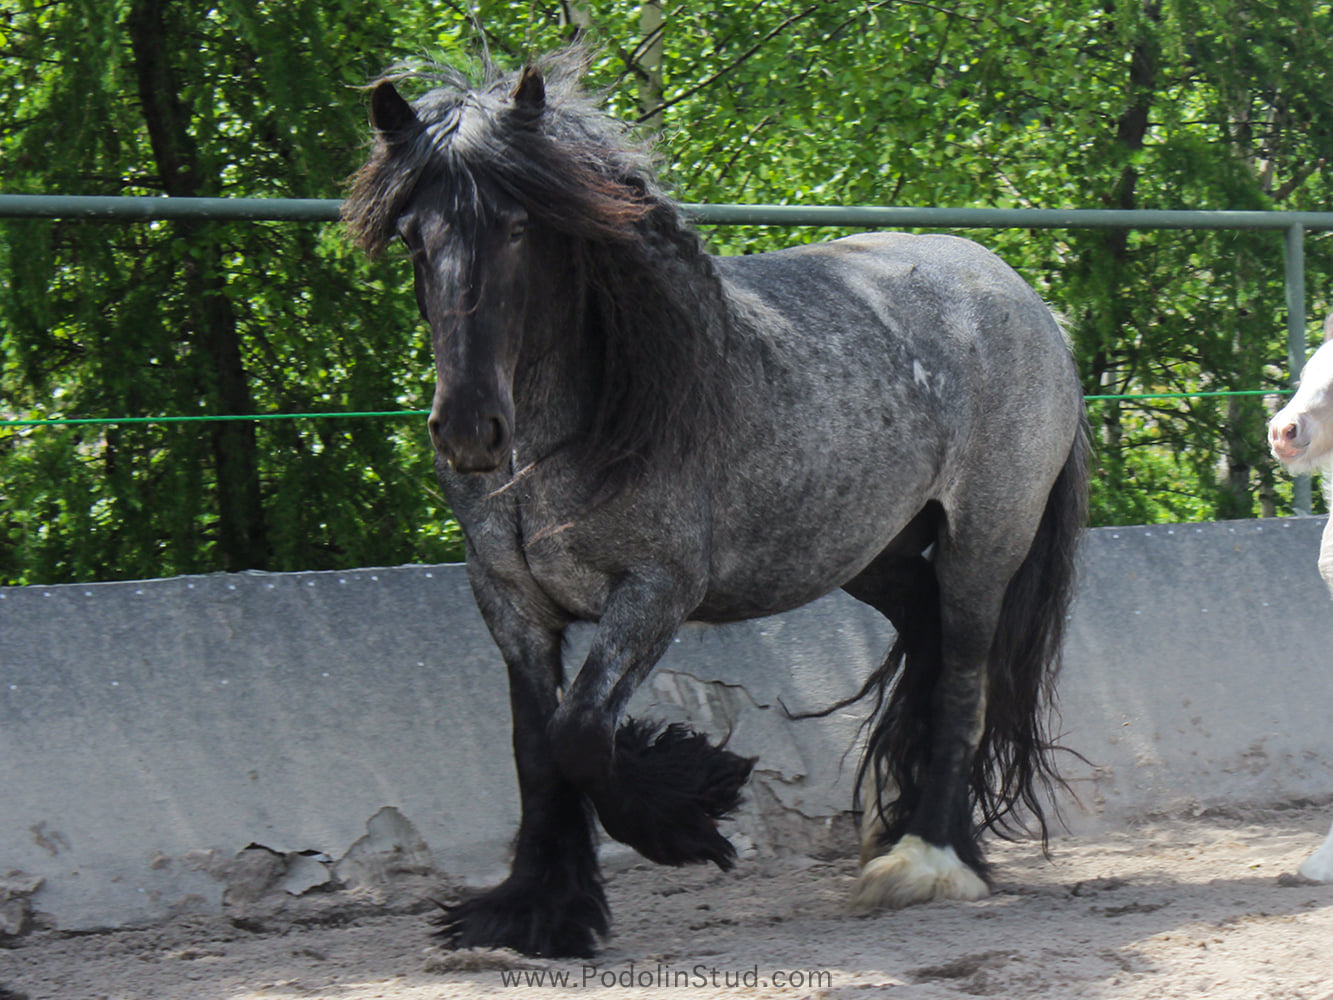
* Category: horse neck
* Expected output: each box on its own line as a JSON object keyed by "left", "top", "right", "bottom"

{"left": 510, "top": 288, "right": 592, "bottom": 457}
{"left": 511, "top": 234, "right": 728, "bottom": 482}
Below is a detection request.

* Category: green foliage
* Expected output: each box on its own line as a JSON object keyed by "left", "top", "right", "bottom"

{"left": 0, "top": 0, "right": 453, "bottom": 582}
{"left": 3, "top": 0, "right": 1331, "bottom": 585}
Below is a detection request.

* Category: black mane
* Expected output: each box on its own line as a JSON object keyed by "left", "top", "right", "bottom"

{"left": 344, "top": 51, "right": 669, "bottom": 254}
{"left": 344, "top": 50, "right": 728, "bottom": 497}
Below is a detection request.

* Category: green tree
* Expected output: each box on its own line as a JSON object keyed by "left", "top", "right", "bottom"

{"left": 4, "top": 0, "right": 1331, "bottom": 586}
{"left": 1, "top": 0, "right": 457, "bottom": 583}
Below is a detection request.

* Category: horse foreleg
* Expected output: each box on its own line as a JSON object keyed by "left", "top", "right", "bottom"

{"left": 1318, "top": 495, "right": 1333, "bottom": 597}
{"left": 594, "top": 717, "right": 755, "bottom": 867}
{"left": 548, "top": 570, "right": 755, "bottom": 869}
{"left": 436, "top": 615, "right": 608, "bottom": 958}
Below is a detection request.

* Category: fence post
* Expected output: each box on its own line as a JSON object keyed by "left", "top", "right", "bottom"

{"left": 1285, "top": 223, "right": 1313, "bottom": 516}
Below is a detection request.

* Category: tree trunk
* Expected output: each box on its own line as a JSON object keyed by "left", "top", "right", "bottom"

{"left": 127, "top": 0, "right": 267, "bottom": 570}
{"left": 1085, "top": 2, "right": 1159, "bottom": 515}
{"left": 639, "top": 1, "right": 664, "bottom": 130}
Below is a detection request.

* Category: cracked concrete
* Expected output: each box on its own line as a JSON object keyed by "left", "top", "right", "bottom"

{"left": 2, "top": 518, "right": 1333, "bottom": 932}
{"left": 0, "top": 871, "right": 44, "bottom": 938}
{"left": 197, "top": 806, "right": 443, "bottom": 929}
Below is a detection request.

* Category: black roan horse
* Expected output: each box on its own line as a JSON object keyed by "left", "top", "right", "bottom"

{"left": 344, "top": 51, "right": 1089, "bottom": 958}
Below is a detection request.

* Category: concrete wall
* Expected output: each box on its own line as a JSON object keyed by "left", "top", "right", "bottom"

{"left": 2, "top": 518, "right": 1331, "bottom": 933}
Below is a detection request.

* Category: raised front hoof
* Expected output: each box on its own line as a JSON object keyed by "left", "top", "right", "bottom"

{"left": 850, "top": 834, "right": 989, "bottom": 912}
{"left": 434, "top": 878, "right": 609, "bottom": 959}
{"left": 595, "top": 719, "right": 756, "bottom": 870}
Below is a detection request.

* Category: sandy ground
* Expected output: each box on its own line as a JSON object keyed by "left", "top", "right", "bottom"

{"left": 3, "top": 808, "right": 1332, "bottom": 1000}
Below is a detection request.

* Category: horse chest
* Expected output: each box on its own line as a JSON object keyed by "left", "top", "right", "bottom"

{"left": 520, "top": 537, "right": 614, "bottom": 621}
{"left": 450, "top": 507, "right": 596, "bottom": 628}
{"left": 519, "top": 490, "right": 711, "bottom": 623}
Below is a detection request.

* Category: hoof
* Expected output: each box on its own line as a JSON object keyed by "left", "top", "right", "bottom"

{"left": 850, "top": 834, "right": 989, "bottom": 912}
{"left": 593, "top": 720, "right": 755, "bottom": 869}
{"left": 435, "top": 877, "right": 609, "bottom": 958}
{"left": 1298, "top": 822, "right": 1333, "bottom": 882}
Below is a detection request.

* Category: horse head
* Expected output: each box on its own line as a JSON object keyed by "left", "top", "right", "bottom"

{"left": 363, "top": 69, "right": 558, "bottom": 475}
{"left": 346, "top": 56, "right": 691, "bottom": 488}
{"left": 1269, "top": 313, "right": 1333, "bottom": 474}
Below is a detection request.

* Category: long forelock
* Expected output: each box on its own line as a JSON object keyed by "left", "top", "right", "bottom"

{"left": 344, "top": 56, "right": 666, "bottom": 254}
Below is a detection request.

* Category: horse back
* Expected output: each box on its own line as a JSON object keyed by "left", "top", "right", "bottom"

{"left": 713, "top": 230, "right": 1078, "bottom": 463}
{"left": 718, "top": 231, "right": 1065, "bottom": 358}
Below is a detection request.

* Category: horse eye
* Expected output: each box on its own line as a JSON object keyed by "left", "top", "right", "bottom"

{"left": 395, "top": 217, "right": 422, "bottom": 252}
{"left": 507, "top": 219, "right": 528, "bottom": 243}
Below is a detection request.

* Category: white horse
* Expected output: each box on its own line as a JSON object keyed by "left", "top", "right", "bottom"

{"left": 1268, "top": 315, "right": 1333, "bottom": 884}
{"left": 1268, "top": 312, "right": 1333, "bottom": 597}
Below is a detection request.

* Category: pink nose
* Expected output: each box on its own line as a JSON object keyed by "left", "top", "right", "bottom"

{"left": 1269, "top": 418, "right": 1301, "bottom": 459}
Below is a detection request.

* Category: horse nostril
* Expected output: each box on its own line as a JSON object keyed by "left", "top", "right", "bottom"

{"left": 426, "top": 405, "right": 508, "bottom": 470}
{"left": 1284, "top": 423, "right": 1299, "bottom": 442}
{"left": 484, "top": 416, "right": 507, "bottom": 451}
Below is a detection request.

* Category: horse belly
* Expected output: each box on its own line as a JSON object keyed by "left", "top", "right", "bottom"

{"left": 695, "top": 471, "right": 934, "bottom": 623}
{"left": 698, "top": 234, "right": 1077, "bottom": 622}
{"left": 695, "top": 369, "right": 948, "bottom": 618}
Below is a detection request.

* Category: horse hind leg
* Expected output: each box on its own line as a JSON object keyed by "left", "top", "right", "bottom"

{"left": 848, "top": 561, "right": 999, "bottom": 911}
{"left": 840, "top": 527, "right": 990, "bottom": 910}
{"left": 851, "top": 639, "right": 992, "bottom": 912}
{"left": 850, "top": 652, "right": 991, "bottom": 910}
{"left": 845, "top": 433, "right": 1084, "bottom": 913}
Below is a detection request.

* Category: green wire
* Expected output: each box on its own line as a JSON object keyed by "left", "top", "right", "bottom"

{"left": 0, "top": 390, "right": 1295, "bottom": 429}
{"left": 0, "top": 410, "right": 432, "bottom": 428}
{"left": 1083, "top": 389, "right": 1286, "bottom": 402}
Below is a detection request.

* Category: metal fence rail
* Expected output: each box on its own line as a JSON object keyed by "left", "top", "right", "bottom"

{"left": 4, "top": 195, "right": 1328, "bottom": 511}
{"left": 6, "top": 194, "right": 1333, "bottom": 231}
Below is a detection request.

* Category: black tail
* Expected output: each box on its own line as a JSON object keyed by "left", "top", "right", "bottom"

{"left": 856, "top": 420, "right": 1090, "bottom": 870}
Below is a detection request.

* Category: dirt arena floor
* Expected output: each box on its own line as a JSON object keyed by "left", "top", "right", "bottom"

{"left": 3, "top": 807, "right": 1332, "bottom": 1000}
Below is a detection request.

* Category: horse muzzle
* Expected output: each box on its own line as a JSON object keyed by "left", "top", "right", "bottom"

{"left": 1268, "top": 412, "right": 1309, "bottom": 464}
{"left": 429, "top": 394, "right": 513, "bottom": 475}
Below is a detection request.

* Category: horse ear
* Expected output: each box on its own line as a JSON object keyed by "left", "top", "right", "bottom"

{"left": 512, "top": 65, "right": 546, "bottom": 111}
{"left": 370, "top": 81, "right": 418, "bottom": 135}
{"left": 1324, "top": 312, "right": 1333, "bottom": 344}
